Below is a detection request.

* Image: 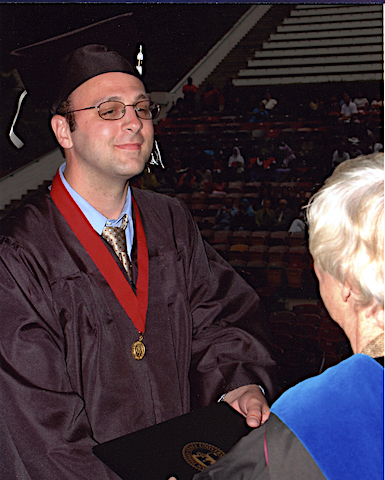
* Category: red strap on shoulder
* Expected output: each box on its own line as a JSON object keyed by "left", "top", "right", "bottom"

{"left": 50, "top": 170, "right": 148, "bottom": 333}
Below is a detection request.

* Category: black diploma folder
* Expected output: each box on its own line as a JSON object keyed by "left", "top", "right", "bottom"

{"left": 93, "top": 401, "right": 252, "bottom": 480}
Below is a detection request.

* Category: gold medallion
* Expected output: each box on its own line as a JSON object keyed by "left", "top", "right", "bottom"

{"left": 132, "top": 334, "right": 146, "bottom": 360}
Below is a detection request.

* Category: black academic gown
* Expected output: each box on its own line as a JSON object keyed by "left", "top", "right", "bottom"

{"left": 193, "top": 354, "right": 384, "bottom": 480}
{"left": 0, "top": 186, "right": 275, "bottom": 479}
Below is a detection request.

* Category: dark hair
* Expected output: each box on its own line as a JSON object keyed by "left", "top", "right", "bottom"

{"left": 56, "top": 96, "right": 77, "bottom": 132}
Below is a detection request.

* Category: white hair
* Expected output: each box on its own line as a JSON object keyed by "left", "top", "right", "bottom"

{"left": 306, "top": 153, "right": 384, "bottom": 311}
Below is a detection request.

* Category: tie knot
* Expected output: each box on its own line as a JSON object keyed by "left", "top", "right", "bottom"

{"left": 102, "top": 214, "right": 129, "bottom": 255}
{"left": 102, "top": 214, "right": 132, "bottom": 278}
{"left": 120, "top": 214, "right": 129, "bottom": 231}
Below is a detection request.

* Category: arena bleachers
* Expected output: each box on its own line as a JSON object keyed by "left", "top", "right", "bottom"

{"left": 234, "top": 4, "right": 383, "bottom": 87}
{"left": 269, "top": 303, "right": 352, "bottom": 391}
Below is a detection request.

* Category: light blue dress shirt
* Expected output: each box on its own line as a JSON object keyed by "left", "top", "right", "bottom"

{"left": 58, "top": 162, "right": 134, "bottom": 256}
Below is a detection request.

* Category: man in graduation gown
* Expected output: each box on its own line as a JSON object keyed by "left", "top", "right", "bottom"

{"left": 0, "top": 13, "right": 275, "bottom": 479}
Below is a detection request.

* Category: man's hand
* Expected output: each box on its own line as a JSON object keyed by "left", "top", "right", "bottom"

{"left": 223, "top": 384, "right": 270, "bottom": 428}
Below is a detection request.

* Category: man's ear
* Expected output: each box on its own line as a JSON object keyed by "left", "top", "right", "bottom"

{"left": 51, "top": 115, "right": 73, "bottom": 149}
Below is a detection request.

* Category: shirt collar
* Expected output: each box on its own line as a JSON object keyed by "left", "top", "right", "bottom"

{"left": 58, "top": 162, "right": 132, "bottom": 235}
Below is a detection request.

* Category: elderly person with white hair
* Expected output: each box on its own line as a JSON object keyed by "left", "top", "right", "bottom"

{"left": 194, "top": 153, "right": 384, "bottom": 480}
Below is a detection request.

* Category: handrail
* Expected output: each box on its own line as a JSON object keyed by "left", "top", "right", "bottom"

{"left": 169, "top": 5, "right": 271, "bottom": 99}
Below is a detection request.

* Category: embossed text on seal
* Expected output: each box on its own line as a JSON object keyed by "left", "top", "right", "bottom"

{"left": 182, "top": 442, "right": 225, "bottom": 471}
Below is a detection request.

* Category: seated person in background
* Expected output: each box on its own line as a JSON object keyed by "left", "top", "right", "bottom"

{"left": 255, "top": 199, "right": 275, "bottom": 231}
{"left": 247, "top": 155, "right": 264, "bottom": 183}
{"left": 338, "top": 93, "right": 358, "bottom": 124}
{"left": 211, "top": 157, "right": 227, "bottom": 192}
{"left": 201, "top": 81, "right": 224, "bottom": 113}
{"left": 167, "top": 97, "right": 187, "bottom": 117}
{"left": 271, "top": 198, "right": 295, "bottom": 231}
{"left": 228, "top": 146, "right": 246, "bottom": 181}
{"left": 332, "top": 145, "right": 350, "bottom": 169}
{"left": 353, "top": 91, "right": 369, "bottom": 114}
{"left": 232, "top": 198, "right": 255, "bottom": 231}
{"left": 249, "top": 101, "right": 269, "bottom": 122}
{"left": 288, "top": 210, "right": 306, "bottom": 234}
{"left": 228, "top": 146, "right": 245, "bottom": 169}
{"left": 259, "top": 182, "right": 277, "bottom": 210}
{"left": 191, "top": 164, "right": 212, "bottom": 194}
{"left": 213, "top": 198, "right": 235, "bottom": 231}
{"left": 175, "top": 166, "right": 197, "bottom": 193}
{"left": 369, "top": 134, "right": 384, "bottom": 154}
{"left": 347, "top": 138, "right": 363, "bottom": 159}
{"left": 261, "top": 91, "right": 277, "bottom": 111}
{"left": 278, "top": 142, "right": 296, "bottom": 168}
{"left": 308, "top": 97, "right": 326, "bottom": 120}
{"left": 257, "top": 155, "right": 277, "bottom": 178}
{"left": 370, "top": 93, "right": 383, "bottom": 113}
{"left": 194, "top": 153, "right": 384, "bottom": 480}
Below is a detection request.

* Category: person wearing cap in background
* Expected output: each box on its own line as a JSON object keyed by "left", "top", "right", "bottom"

{"left": 193, "top": 153, "right": 384, "bottom": 480}
{"left": 271, "top": 198, "right": 295, "bottom": 232}
{"left": 0, "top": 13, "right": 275, "bottom": 478}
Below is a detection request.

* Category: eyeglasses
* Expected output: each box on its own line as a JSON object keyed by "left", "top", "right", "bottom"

{"left": 66, "top": 99, "right": 160, "bottom": 121}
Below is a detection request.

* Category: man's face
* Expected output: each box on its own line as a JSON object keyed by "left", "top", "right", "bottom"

{"left": 65, "top": 72, "right": 154, "bottom": 183}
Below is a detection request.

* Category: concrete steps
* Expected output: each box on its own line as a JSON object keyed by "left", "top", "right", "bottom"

{"left": 197, "top": 4, "right": 294, "bottom": 97}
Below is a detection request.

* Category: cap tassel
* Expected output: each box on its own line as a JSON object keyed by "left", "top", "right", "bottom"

{"left": 148, "top": 140, "right": 164, "bottom": 170}
{"left": 9, "top": 90, "right": 27, "bottom": 149}
{"left": 136, "top": 45, "right": 143, "bottom": 76}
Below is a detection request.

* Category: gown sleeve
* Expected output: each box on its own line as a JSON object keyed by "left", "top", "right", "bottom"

{"left": 175, "top": 201, "right": 276, "bottom": 407}
{"left": 0, "top": 238, "right": 119, "bottom": 479}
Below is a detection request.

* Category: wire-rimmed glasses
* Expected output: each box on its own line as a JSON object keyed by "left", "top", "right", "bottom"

{"left": 66, "top": 99, "right": 160, "bottom": 120}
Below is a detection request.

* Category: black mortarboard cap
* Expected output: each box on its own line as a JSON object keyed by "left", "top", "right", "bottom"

{"left": 10, "top": 13, "right": 139, "bottom": 115}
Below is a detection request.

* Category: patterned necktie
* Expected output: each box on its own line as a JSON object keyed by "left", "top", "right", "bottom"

{"left": 102, "top": 214, "right": 132, "bottom": 280}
